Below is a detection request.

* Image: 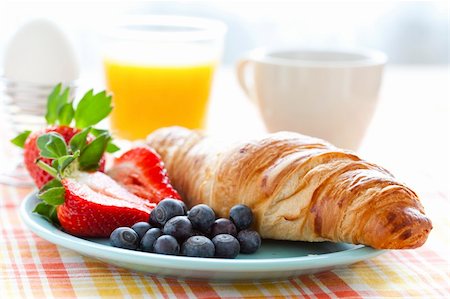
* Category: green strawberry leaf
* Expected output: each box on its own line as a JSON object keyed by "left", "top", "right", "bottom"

{"left": 90, "top": 129, "right": 120, "bottom": 153}
{"left": 34, "top": 179, "right": 64, "bottom": 224}
{"left": 10, "top": 130, "right": 31, "bottom": 148}
{"left": 106, "top": 142, "right": 120, "bottom": 153}
{"left": 69, "top": 127, "right": 91, "bottom": 153}
{"left": 74, "top": 90, "right": 113, "bottom": 129}
{"left": 78, "top": 132, "right": 111, "bottom": 171}
{"left": 33, "top": 202, "right": 59, "bottom": 224}
{"left": 57, "top": 151, "right": 80, "bottom": 174}
{"left": 46, "top": 84, "right": 70, "bottom": 125}
{"left": 40, "top": 178, "right": 63, "bottom": 192}
{"left": 90, "top": 128, "right": 107, "bottom": 136}
{"left": 58, "top": 102, "right": 75, "bottom": 125}
{"left": 37, "top": 133, "right": 68, "bottom": 159}
{"left": 52, "top": 159, "right": 59, "bottom": 170}
{"left": 38, "top": 187, "right": 65, "bottom": 205}
{"left": 58, "top": 156, "right": 75, "bottom": 173}
{"left": 45, "top": 83, "right": 62, "bottom": 124}
{"left": 36, "top": 160, "right": 58, "bottom": 178}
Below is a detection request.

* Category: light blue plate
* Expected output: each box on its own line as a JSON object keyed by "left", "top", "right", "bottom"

{"left": 20, "top": 192, "right": 384, "bottom": 281}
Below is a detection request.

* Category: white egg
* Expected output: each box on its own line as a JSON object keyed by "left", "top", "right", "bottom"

{"left": 3, "top": 19, "right": 79, "bottom": 84}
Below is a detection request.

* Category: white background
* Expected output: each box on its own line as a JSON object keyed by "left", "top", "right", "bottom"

{"left": 0, "top": 0, "right": 448, "bottom": 76}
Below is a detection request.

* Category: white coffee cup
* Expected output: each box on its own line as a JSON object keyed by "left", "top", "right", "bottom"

{"left": 236, "top": 48, "right": 387, "bottom": 150}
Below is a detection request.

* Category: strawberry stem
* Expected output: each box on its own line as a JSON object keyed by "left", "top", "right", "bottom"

{"left": 36, "top": 159, "right": 58, "bottom": 178}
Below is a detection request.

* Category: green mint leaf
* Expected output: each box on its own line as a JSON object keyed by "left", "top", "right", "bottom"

{"left": 69, "top": 127, "right": 91, "bottom": 153}
{"left": 40, "top": 178, "right": 63, "bottom": 192}
{"left": 74, "top": 90, "right": 113, "bottom": 128}
{"left": 58, "top": 102, "right": 75, "bottom": 125}
{"left": 33, "top": 202, "right": 59, "bottom": 224}
{"left": 37, "top": 133, "right": 68, "bottom": 159}
{"left": 46, "top": 84, "right": 70, "bottom": 125}
{"left": 78, "top": 132, "right": 110, "bottom": 171}
{"left": 38, "top": 187, "right": 65, "bottom": 205}
{"left": 10, "top": 130, "right": 31, "bottom": 148}
{"left": 106, "top": 142, "right": 120, "bottom": 153}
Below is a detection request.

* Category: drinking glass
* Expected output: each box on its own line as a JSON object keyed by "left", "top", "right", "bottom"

{"left": 101, "top": 15, "right": 226, "bottom": 140}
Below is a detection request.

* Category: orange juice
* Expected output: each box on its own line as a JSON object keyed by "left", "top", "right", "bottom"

{"left": 104, "top": 59, "right": 215, "bottom": 140}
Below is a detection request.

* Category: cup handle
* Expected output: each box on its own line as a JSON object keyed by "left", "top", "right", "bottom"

{"left": 236, "top": 58, "right": 255, "bottom": 102}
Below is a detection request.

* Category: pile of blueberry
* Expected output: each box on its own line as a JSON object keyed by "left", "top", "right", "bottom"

{"left": 110, "top": 198, "right": 261, "bottom": 258}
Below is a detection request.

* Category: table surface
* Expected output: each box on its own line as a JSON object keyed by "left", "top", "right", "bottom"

{"left": 0, "top": 66, "right": 449, "bottom": 298}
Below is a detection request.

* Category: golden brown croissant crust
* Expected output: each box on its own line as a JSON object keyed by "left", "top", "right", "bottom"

{"left": 146, "top": 126, "right": 432, "bottom": 249}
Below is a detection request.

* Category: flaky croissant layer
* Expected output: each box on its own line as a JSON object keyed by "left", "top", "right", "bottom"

{"left": 146, "top": 126, "right": 432, "bottom": 249}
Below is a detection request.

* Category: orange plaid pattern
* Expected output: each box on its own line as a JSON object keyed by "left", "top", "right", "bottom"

{"left": 1, "top": 184, "right": 449, "bottom": 298}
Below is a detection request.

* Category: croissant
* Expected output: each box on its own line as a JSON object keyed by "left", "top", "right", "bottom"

{"left": 146, "top": 126, "right": 432, "bottom": 249}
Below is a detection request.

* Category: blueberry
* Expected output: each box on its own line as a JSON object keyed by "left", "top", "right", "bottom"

{"left": 152, "top": 198, "right": 186, "bottom": 226}
{"left": 237, "top": 230, "right": 261, "bottom": 254}
{"left": 181, "top": 236, "right": 215, "bottom": 258}
{"left": 140, "top": 228, "right": 163, "bottom": 252}
{"left": 229, "top": 204, "right": 253, "bottom": 231}
{"left": 181, "top": 201, "right": 188, "bottom": 215}
{"left": 191, "top": 229, "right": 206, "bottom": 237}
{"left": 211, "top": 218, "right": 237, "bottom": 237}
{"left": 110, "top": 227, "right": 139, "bottom": 250}
{"left": 149, "top": 210, "right": 160, "bottom": 227}
{"left": 131, "top": 222, "right": 152, "bottom": 239}
{"left": 153, "top": 235, "right": 180, "bottom": 255}
{"left": 212, "top": 234, "right": 240, "bottom": 259}
{"left": 163, "top": 216, "right": 192, "bottom": 240}
{"left": 188, "top": 204, "right": 215, "bottom": 232}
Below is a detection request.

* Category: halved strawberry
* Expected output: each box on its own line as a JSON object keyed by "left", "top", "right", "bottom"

{"left": 58, "top": 172, "right": 154, "bottom": 237}
{"left": 107, "top": 146, "right": 180, "bottom": 204}
{"left": 11, "top": 84, "right": 118, "bottom": 188}
{"left": 29, "top": 126, "right": 151, "bottom": 237}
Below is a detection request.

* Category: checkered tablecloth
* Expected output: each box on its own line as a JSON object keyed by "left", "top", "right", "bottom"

{"left": 1, "top": 183, "right": 449, "bottom": 299}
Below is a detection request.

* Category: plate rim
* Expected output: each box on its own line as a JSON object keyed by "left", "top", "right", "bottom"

{"left": 19, "top": 191, "right": 385, "bottom": 272}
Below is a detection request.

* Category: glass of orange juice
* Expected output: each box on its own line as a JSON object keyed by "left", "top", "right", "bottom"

{"left": 101, "top": 16, "right": 226, "bottom": 140}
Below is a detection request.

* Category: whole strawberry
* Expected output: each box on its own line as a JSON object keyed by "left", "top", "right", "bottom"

{"left": 11, "top": 84, "right": 117, "bottom": 188}
{"left": 23, "top": 125, "right": 85, "bottom": 188}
